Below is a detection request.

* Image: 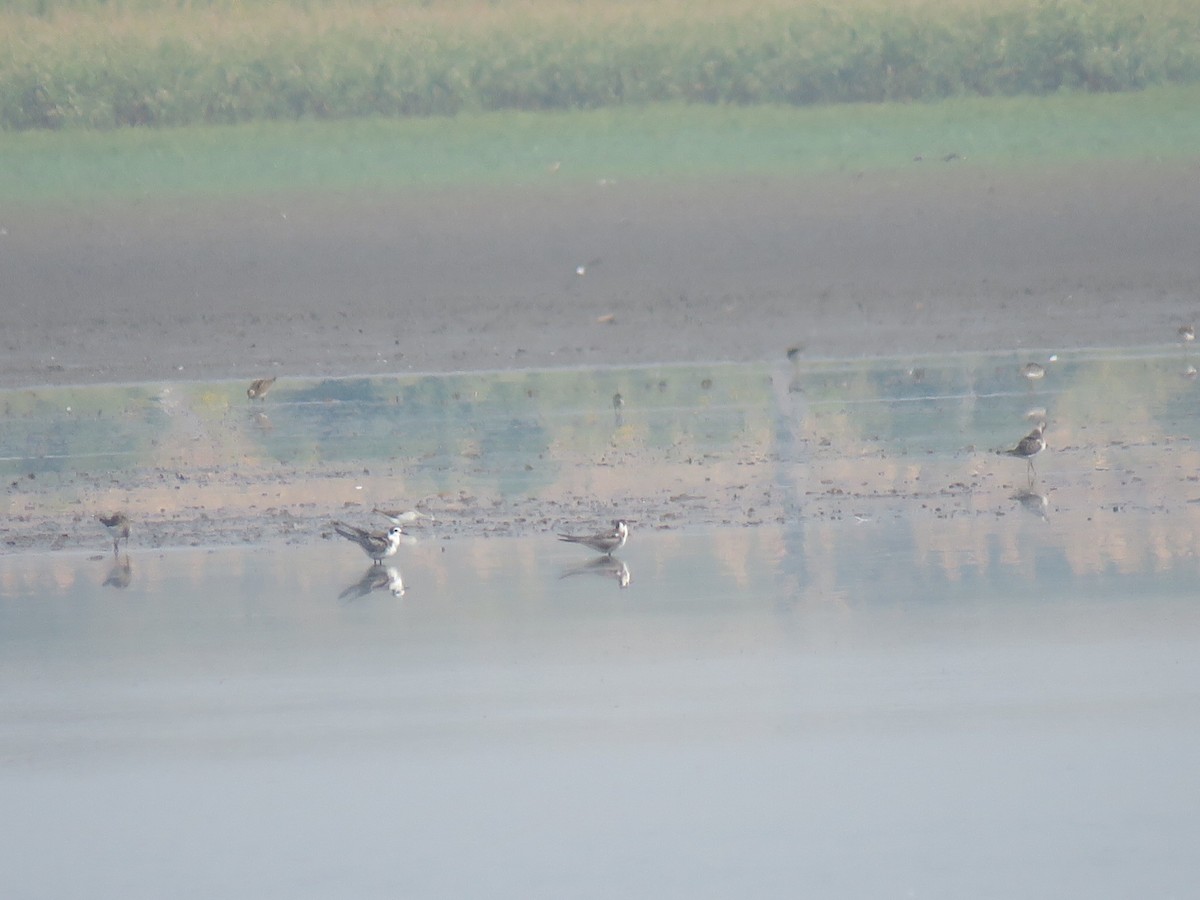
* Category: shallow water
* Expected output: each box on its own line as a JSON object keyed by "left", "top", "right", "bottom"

{"left": 4, "top": 525, "right": 1200, "bottom": 898}
{"left": 5, "top": 346, "right": 1200, "bottom": 556}
{"left": 3, "top": 348, "right": 1200, "bottom": 896}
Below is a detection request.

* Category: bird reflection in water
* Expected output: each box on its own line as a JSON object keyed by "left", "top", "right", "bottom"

{"left": 1012, "top": 489, "right": 1049, "bottom": 521}
{"left": 102, "top": 555, "right": 134, "bottom": 589}
{"left": 559, "top": 555, "right": 632, "bottom": 589}
{"left": 249, "top": 409, "right": 274, "bottom": 433}
{"left": 338, "top": 564, "right": 405, "bottom": 601}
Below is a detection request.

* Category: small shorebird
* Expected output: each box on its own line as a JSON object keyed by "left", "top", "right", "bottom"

{"left": 247, "top": 377, "right": 276, "bottom": 400}
{"left": 332, "top": 521, "right": 404, "bottom": 565}
{"left": 1179, "top": 324, "right": 1195, "bottom": 344}
{"left": 97, "top": 512, "right": 130, "bottom": 556}
{"left": 1021, "top": 362, "right": 1045, "bottom": 383}
{"left": 1003, "top": 422, "right": 1046, "bottom": 480}
{"left": 373, "top": 507, "right": 433, "bottom": 525}
{"left": 557, "top": 519, "right": 628, "bottom": 556}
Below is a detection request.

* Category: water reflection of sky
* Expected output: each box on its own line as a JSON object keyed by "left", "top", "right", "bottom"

{"left": 5, "top": 348, "right": 1198, "bottom": 475}
{"left": 3, "top": 533, "right": 1200, "bottom": 899}
{"left": 5, "top": 530, "right": 1200, "bottom": 741}
{"left": 4, "top": 348, "right": 1200, "bottom": 586}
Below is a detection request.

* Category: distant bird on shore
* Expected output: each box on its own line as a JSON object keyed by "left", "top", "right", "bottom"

{"left": 1021, "top": 362, "right": 1045, "bottom": 383}
{"left": 1179, "top": 325, "right": 1194, "bottom": 360}
{"left": 247, "top": 377, "right": 276, "bottom": 400}
{"left": 1003, "top": 422, "right": 1046, "bottom": 480}
{"left": 332, "top": 521, "right": 404, "bottom": 565}
{"left": 557, "top": 519, "right": 628, "bottom": 556}
{"left": 97, "top": 512, "right": 130, "bottom": 556}
{"left": 373, "top": 507, "right": 433, "bottom": 526}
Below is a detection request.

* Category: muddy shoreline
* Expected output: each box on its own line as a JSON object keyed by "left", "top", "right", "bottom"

{"left": 4, "top": 161, "right": 1198, "bottom": 389}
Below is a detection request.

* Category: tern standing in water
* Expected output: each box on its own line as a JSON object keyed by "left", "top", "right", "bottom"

{"left": 332, "top": 521, "right": 404, "bottom": 565}
{"left": 557, "top": 520, "right": 629, "bottom": 556}
{"left": 97, "top": 512, "right": 130, "bottom": 556}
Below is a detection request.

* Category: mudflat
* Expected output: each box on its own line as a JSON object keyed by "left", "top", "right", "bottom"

{"left": 3, "top": 159, "right": 1198, "bottom": 389}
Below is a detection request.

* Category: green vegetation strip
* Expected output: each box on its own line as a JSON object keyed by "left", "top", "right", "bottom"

{"left": 3, "top": 0, "right": 1199, "bottom": 130}
{"left": 1, "top": 85, "right": 1198, "bottom": 204}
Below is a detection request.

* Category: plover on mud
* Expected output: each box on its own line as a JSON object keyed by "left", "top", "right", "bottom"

{"left": 1021, "top": 362, "right": 1045, "bottom": 383}
{"left": 247, "top": 377, "right": 276, "bottom": 400}
{"left": 1003, "top": 422, "right": 1046, "bottom": 480}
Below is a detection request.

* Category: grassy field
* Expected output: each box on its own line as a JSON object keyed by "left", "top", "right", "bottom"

{"left": 1, "top": 83, "right": 1197, "bottom": 205}
{"left": 3, "top": 0, "right": 1199, "bottom": 130}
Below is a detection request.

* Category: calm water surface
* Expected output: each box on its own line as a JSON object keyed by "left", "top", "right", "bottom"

{"left": 3, "top": 523, "right": 1199, "bottom": 899}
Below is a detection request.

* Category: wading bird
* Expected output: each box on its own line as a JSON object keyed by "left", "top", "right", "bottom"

{"left": 557, "top": 520, "right": 629, "bottom": 556}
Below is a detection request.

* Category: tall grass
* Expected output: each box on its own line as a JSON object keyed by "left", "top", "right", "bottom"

{"left": 3, "top": 0, "right": 1199, "bottom": 130}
